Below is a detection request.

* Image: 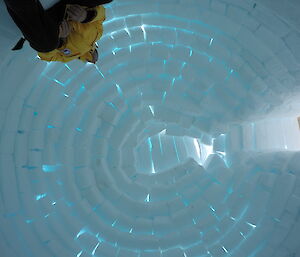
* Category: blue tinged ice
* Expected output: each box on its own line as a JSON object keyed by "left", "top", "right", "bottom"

{"left": 22, "top": 165, "right": 37, "bottom": 170}
{"left": 96, "top": 233, "right": 105, "bottom": 242}
{"left": 159, "top": 129, "right": 166, "bottom": 135}
{"left": 158, "top": 132, "right": 163, "bottom": 154}
{"left": 112, "top": 220, "right": 117, "bottom": 227}
{"left": 162, "top": 91, "right": 167, "bottom": 102}
{"left": 240, "top": 232, "right": 246, "bottom": 239}
{"left": 53, "top": 79, "right": 65, "bottom": 87}
{"left": 115, "top": 84, "right": 123, "bottom": 96}
{"left": 56, "top": 179, "right": 63, "bottom": 185}
{"left": 92, "top": 242, "right": 100, "bottom": 255}
{"left": 42, "top": 164, "right": 61, "bottom": 172}
{"left": 148, "top": 137, "right": 153, "bottom": 152}
{"left": 246, "top": 222, "right": 257, "bottom": 228}
{"left": 141, "top": 25, "right": 147, "bottom": 40}
{"left": 201, "top": 143, "right": 213, "bottom": 162}
{"left": 95, "top": 65, "right": 105, "bottom": 78}
{"left": 171, "top": 78, "right": 176, "bottom": 87}
{"left": 151, "top": 160, "right": 155, "bottom": 174}
{"left": 227, "top": 187, "right": 233, "bottom": 194}
{"left": 216, "top": 151, "right": 226, "bottom": 156}
{"left": 173, "top": 136, "right": 180, "bottom": 162}
{"left": 76, "top": 228, "right": 87, "bottom": 239}
{"left": 35, "top": 193, "right": 47, "bottom": 201}
{"left": 222, "top": 246, "right": 228, "bottom": 253}
{"left": 145, "top": 194, "right": 150, "bottom": 202}
{"left": 193, "top": 138, "right": 201, "bottom": 158}
{"left": 124, "top": 27, "right": 131, "bottom": 37}
{"left": 64, "top": 64, "right": 72, "bottom": 71}
{"left": 149, "top": 105, "right": 155, "bottom": 115}
{"left": 107, "top": 102, "right": 117, "bottom": 110}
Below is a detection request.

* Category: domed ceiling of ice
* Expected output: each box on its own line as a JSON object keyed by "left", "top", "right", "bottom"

{"left": 0, "top": 0, "right": 300, "bottom": 256}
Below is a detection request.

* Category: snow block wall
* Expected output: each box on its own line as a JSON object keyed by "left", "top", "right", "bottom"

{"left": 0, "top": 0, "right": 300, "bottom": 257}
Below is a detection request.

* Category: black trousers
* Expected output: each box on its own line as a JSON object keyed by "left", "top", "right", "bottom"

{"left": 4, "top": 0, "right": 113, "bottom": 52}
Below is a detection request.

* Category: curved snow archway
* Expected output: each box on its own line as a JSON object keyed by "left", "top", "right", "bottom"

{"left": 0, "top": 0, "right": 300, "bottom": 257}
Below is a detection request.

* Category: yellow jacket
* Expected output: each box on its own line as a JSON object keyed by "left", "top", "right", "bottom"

{"left": 38, "top": 5, "right": 105, "bottom": 63}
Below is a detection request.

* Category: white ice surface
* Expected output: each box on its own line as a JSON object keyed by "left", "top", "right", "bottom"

{"left": 0, "top": 0, "right": 300, "bottom": 256}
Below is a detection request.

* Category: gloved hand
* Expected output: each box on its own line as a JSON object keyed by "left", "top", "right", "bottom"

{"left": 66, "top": 5, "right": 88, "bottom": 23}
{"left": 58, "top": 20, "right": 71, "bottom": 38}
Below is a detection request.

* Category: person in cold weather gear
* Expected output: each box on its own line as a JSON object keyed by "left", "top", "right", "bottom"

{"left": 4, "top": 0, "right": 113, "bottom": 63}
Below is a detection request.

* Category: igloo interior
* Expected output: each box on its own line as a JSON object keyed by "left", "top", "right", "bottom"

{"left": 0, "top": 0, "right": 300, "bottom": 256}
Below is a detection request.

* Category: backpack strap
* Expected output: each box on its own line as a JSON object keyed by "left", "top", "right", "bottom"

{"left": 12, "top": 37, "right": 26, "bottom": 51}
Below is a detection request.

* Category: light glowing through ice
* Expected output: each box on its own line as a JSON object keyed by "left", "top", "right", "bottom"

{"left": 124, "top": 27, "right": 131, "bottom": 36}
{"left": 115, "top": 83, "right": 123, "bottom": 96}
{"left": 149, "top": 105, "right": 155, "bottom": 115}
{"left": 42, "top": 164, "right": 61, "bottom": 172}
{"left": 53, "top": 79, "right": 65, "bottom": 87}
{"left": 158, "top": 132, "right": 163, "bottom": 154}
{"left": 193, "top": 138, "right": 201, "bottom": 158}
{"left": 162, "top": 91, "right": 167, "bottom": 102}
{"left": 246, "top": 222, "right": 257, "bottom": 229}
{"left": 141, "top": 24, "right": 147, "bottom": 40}
{"left": 145, "top": 194, "right": 150, "bottom": 202}
{"left": 202, "top": 143, "right": 213, "bottom": 162}
{"left": 222, "top": 246, "right": 228, "bottom": 253}
{"left": 151, "top": 160, "right": 156, "bottom": 174}
{"left": 1, "top": 2, "right": 298, "bottom": 257}
{"left": 173, "top": 136, "right": 180, "bottom": 162}
{"left": 64, "top": 64, "right": 72, "bottom": 71}
{"left": 35, "top": 193, "right": 47, "bottom": 201}
{"left": 240, "top": 232, "right": 246, "bottom": 239}
{"left": 92, "top": 242, "right": 100, "bottom": 255}
{"left": 112, "top": 220, "right": 117, "bottom": 227}
{"left": 159, "top": 129, "right": 166, "bottom": 135}
{"left": 76, "top": 228, "right": 87, "bottom": 239}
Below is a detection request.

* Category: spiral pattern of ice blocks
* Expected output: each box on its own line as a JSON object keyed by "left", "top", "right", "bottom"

{"left": 0, "top": 0, "right": 300, "bottom": 257}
